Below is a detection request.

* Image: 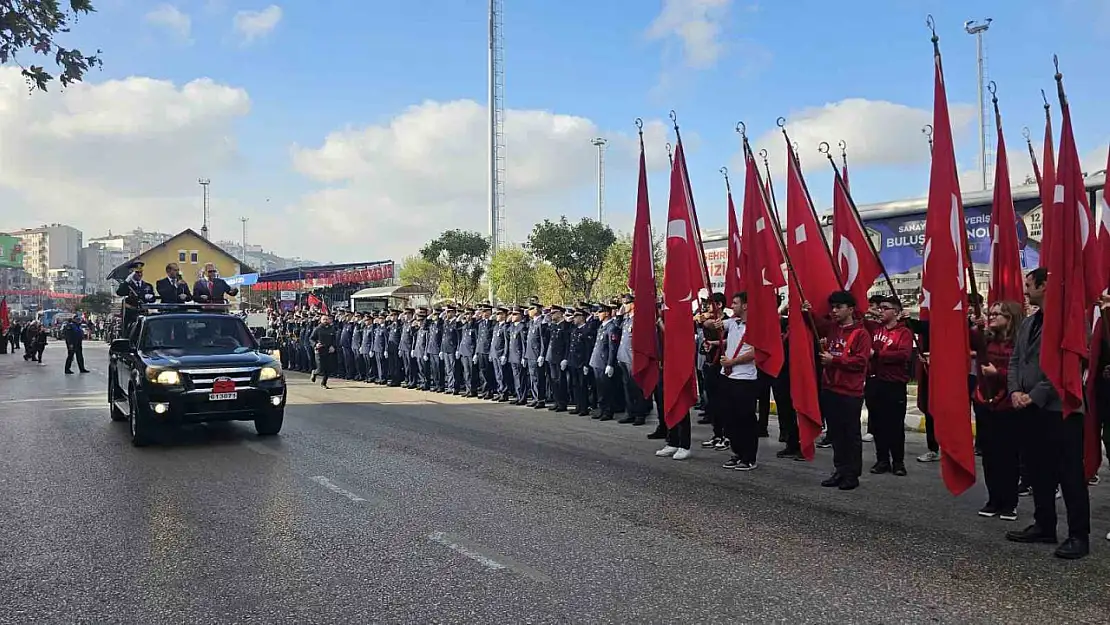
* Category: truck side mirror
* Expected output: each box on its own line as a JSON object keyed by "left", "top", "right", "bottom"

{"left": 258, "top": 337, "right": 279, "bottom": 351}
{"left": 110, "top": 338, "right": 132, "bottom": 354}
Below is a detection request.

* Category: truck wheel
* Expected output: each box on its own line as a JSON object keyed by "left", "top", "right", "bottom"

{"left": 255, "top": 411, "right": 284, "bottom": 437}
{"left": 129, "top": 389, "right": 156, "bottom": 447}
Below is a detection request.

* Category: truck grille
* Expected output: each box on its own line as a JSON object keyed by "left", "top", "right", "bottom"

{"left": 180, "top": 366, "right": 258, "bottom": 392}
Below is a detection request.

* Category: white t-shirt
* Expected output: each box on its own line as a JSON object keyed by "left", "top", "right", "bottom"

{"left": 720, "top": 317, "right": 758, "bottom": 381}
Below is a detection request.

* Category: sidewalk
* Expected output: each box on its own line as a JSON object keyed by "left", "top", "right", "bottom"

{"left": 768, "top": 386, "right": 974, "bottom": 435}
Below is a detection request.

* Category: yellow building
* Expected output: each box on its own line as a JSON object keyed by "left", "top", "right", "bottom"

{"left": 107, "top": 229, "right": 252, "bottom": 300}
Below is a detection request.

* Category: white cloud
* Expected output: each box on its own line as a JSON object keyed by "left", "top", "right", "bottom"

{"left": 287, "top": 100, "right": 672, "bottom": 261}
{"left": 144, "top": 4, "right": 192, "bottom": 41}
{"left": 736, "top": 98, "right": 977, "bottom": 183}
{"left": 233, "top": 5, "right": 283, "bottom": 43}
{"left": 0, "top": 67, "right": 250, "bottom": 238}
{"left": 646, "top": 0, "right": 732, "bottom": 69}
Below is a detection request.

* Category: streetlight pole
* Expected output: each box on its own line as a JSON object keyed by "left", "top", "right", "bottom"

{"left": 591, "top": 137, "right": 607, "bottom": 223}
{"left": 198, "top": 178, "right": 211, "bottom": 239}
{"left": 965, "top": 18, "right": 992, "bottom": 191}
{"left": 240, "top": 217, "right": 248, "bottom": 307}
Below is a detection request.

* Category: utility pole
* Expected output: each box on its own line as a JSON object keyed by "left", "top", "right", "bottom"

{"left": 198, "top": 178, "right": 211, "bottom": 240}
{"left": 591, "top": 137, "right": 607, "bottom": 223}
{"left": 487, "top": 0, "right": 506, "bottom": 304}
{"left": 965, "top": 18, "right": 993, "bottom": 191}
{"left": 240, "top": 217, "right": 248, "bottom": 307}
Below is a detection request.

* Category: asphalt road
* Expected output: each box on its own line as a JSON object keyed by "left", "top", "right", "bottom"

{"left": 2, "top": 344, "right": 1109, "bottom": 624}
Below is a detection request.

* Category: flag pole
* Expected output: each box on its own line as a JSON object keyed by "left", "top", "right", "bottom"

{"left": 930, "top": 17, "right": 983, "bottom": 318}
{"left": 839, "top": 140, "right": 849, "bottom": 177}
{"left": 923, "top": 124, "right": 934, "bottom": 154}
{"left": 635, "top": 117, "right": 657, "bottom": 291}
{"left": 666, "top": 142, "right": 673, "bottom": 168}
{"left": 670, "top": 110, "right": 712, "bottom": 295}
{"left": 738, "top": 126, "right": 819, "bottom": 338}
{"left": 778, "top": 117, "right": 844, "bottom": 289}
{"left": 1023, "top": 126, "right": 1042, "bottom": 189}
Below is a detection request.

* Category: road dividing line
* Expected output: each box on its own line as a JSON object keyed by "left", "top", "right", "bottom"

{"left": 310, "top": 476, "right": 368, "bottom": 503}
{"left": 427, "top": 532, "right": 507, "bottom": 571}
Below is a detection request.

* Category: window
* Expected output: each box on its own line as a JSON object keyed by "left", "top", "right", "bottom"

{"left": 190, "top": 251, "right": 199, "bottom": 263}
{"left": 178, "top": 250, "right": 187, "bottom": 262}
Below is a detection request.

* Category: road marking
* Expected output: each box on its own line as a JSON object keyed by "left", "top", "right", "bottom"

{"left": 0, "top": 395, "right": 103, "bottom": 404}
{"left": 427, "top": 532, "right": 507, "bottom": 570}
{"left": 310, "top": 475, "right": 367, "bottom": 502}
{"left": 242, "top": 440, "right": 282, "bottom": 457}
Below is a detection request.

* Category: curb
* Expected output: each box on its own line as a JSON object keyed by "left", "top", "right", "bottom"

{"left": 766, "top": 399, "right": 976, "bottom": 436}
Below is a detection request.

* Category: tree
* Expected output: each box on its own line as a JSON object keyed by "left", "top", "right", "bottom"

{"left": 592, "top": 231, "right": 664, "bottom": 302}
{"left": 535, "top": 262, "right": 566, "bottom": 305}
{"left": 527, "top": 217, "right": 616, "bottom": 302}
{"left": 420, "top": 229, "right": 490, "bottom": 305}
{"left": 1, "top": 1, "right": 103, "bottom": 92}
{"left": 488, "top": 246, "right": 537, "bottom": 305}
{"left": 398, "top": 255, "right": 444, "bottom": 299}
{"left": 77, "top": 291, "right": 112, "bottom": 315}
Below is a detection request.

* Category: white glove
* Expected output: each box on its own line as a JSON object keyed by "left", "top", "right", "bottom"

{"left": 411, "top": 350, "right": 416, "bottom": 357}
{"left": 500, "top": 356, "right": 507, "bottom": 365}
{"left": 423, "top": 355, "right": 429, "bottom": 362}
{"left": 455, "top": 351, "right": 461, "bottom": 359}
{"left": 537, "top": 356, "right": 545, "bottom": 366}
{"left": 472, "top": 355, "right": 478, "bottom": 363}
{"left": 144, "top": 293, "right": 154, "bottom": 301}
{"left": 439, "top": 352, "right": 445, "bottom": 358}
{"left": 605, "top": 365, "right": 614, "bottom": 378}
{"left": 583, "top": 366, "right": 589, "bottom": 375}
{"left": 369, "top": 352, "right": 375, "bottom": 359}
{"left": 560, "top": 360, "right": 567, "bottom": 371}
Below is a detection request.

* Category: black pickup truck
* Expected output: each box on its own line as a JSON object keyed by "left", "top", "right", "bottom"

{"left": 107, "top": 306, "right": 287, "bottom": 446}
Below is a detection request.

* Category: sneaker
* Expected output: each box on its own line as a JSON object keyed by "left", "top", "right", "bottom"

{"left": 869, "top": 461, "right": 891, "bottom": 475}
{"left": 1090, "top": 475, "right": 1101, "bottom": 486}
{"left": 892, "top": 463, "right": 908, "bottom": 476}
{"left": 1056, "top": 486, "right": 1062, "bottom": 500}
{"left": 701, "top": 437, "right": 720, "bottom": 449}
{"left": 776, "top": 447, "right": 801, "bottom": 459}
{"left": 722, "top": 456, "right": 742, "bottom": 469}
{"left": 815, "top": 437, "right": 832, "bottom": 449}
{"left": 862, "top": 433, "right": 874, "bottom": 442}
{"left": 999, "top": 508, "right": 1018, "bottom": 521}
{"left": 917, "top": 451, "right": 940, "bottom": 463}
{"left": 714, "top": 438, "right": 731, "bottom": 451}
{"left": 672, "top": 448, "right": 692, "bottom": 461}
{"left": 977, "top": 504, "right": 999, "bottom": 518}
{"left": 1018, "top": 484, "right": 1033, "bottom": 497}
{"left": 736, "top": 461, "right": 757, "bottom": 471}
{"left": 655, "top": 445, "right": 678, "bottom": 457}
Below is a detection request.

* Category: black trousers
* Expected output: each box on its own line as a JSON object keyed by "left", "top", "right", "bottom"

{"left": 821, "top": 389, "right": 864, "bottom": 480}
{"left": 1024, "top": 408, "right": 1090, "bottom": 538}
{"left": 977, "top": 404, "right": 1023, "bottom": 511}
{"left": 666, "top": 413, "right": 692, "bottom": 450}
{"left": 64, "top": 344, "right": 85, "bottom": 372}
{"left": 528, "top": 360, "right": 546, "bottom": 403}
{"left": 477, "top": 354, "right": 492, "bottom": 394}
{"left": 771, "top": 370, "right": 798, "bottom": 451}
{"left": 620, "top": 361, "right": 652, "bottom": 418}
{"left": 570, "top": 366, "right": 588, "bottom": 411}
{"left": 865, "top": 378, "right": 908, "bottom": 465}
{"left": 314, "top": 349, "right": 336, "bottom": 385}
{"left": 549, "top": 361, "right": 568, "bottom": 408}
{"left": 1094, "top": 378, "right": 1110, "bottom": 459}
{"left": 703, "top": 364, "right": 725, "bottom": 437}
{"left": 591, "top": 366, "right": 613, "bottom": 415}
{"left": 757, "top": 378, "right": 772, "bottom": 432}
{"left": 722, "top": 376, "right": 762, "bottom": 463}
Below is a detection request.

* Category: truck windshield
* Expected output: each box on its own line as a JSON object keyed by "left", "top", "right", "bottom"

{"left": 140, "top": 316, "right": 257, "bottom": 351}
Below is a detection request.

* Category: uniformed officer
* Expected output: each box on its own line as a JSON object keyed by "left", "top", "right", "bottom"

{"left": 508, "top": 307, "right": 528, "bottom": 405}
{"left": 374, "top": 312, "right": 389, "bottom": 384}
{"left": 413, "top": 310, "right": 428, "bottom": 390}
{"left": 115, "top": 261, "right": 155, "bottom": 333}
{"left": 457, "top": 307, "right": 478, "bottom": 396}
{"left": 396, "top": 309, "right": 411, "bottom": 387}
{"left": 617, "top": 295, "right": 652, "bottom": 425}
{"left": 476, "top": 305, "right": 494, "bottom": 399}
{"left": 441, "top": 306, "right": 460, "bottom": 394}
{"left": 489, "top": 306, "right": 509, "bottom": 401}
{"left": 524, "top": 302, "right": 549, "bottom": 409}
{"left": 351, "top": 314, "right": 365, "bottom": 381}
{"left": 568, "top": 308, "right": 592, "bottom": 415}
{"left": 427, "top": 308, "right": 444, "bottom": 392}
{"left": 589, "top": 302, "right": 618, "bottom": 420}
{"left": 545, "top": 305, "right": 571, "bottom": 412}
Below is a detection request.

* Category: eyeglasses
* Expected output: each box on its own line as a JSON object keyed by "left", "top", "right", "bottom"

{"left": 879, "top": 306, "right": 897, "bottom": 311}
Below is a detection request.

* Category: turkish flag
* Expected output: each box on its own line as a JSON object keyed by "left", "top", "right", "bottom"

{"left": 662, "top": 138, "right": 702, "bottom": 428}
{"left": 739, "top": 146, "right": 786, "bottom": 377}
{"left": 1039, "top": 112, "right": 1056, "bottom": 269}
{"left": 1042, "top": 76, "right": 1102, "bottom": 417}
{"left": 0, "top": 298, "right": 8, "bottom": 332}
{"left": 832, "top": 169, "right": 882, "bottom": 309}
{"left": 987, "top": 104, "right": 1024, "bottom": 305}
{"left": 724, "top": 185, "right": 743, "bottom": 300}
{"left": 1086, "top": 319, "right": 1108, "bottom": 479}
{"left": 785, "top": 141, "right": 840, "bottom": 459}
{"left": 672, "top": 137, "right": 710, "bottom": 296}
{"left": 1100, "top": 147, "right": 1110, "bottom": 291}
{"left": 921, "top": 43, "right": 976, "bottom": 496}
{"left": 628, "top": 133, "right": 660, "bottom": 398}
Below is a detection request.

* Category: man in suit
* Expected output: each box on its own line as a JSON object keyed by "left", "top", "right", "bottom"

{"left": 156, "top": 262, "right": 192, "bottom": 304}
{"left": 1006, "top": 267, "right": 1090, "bottom": 560}
{"left": 115, "top": 261, "right": 155, "bottom": 332}
{"left": 63, "top": 313, "right": 90, "bottom": 374}
{"left": 193, "top": 263, "right": 239, "bottom": 306}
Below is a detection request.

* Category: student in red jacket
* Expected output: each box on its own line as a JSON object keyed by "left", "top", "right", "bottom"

{"left": 806, "top": 290, "right": 872, "bottom": 490}
{"left": 865, "top": 295, "right": 915, "bottom": 477}
{"left": 972, "top": 300, "right": 1024, "bottom": 521}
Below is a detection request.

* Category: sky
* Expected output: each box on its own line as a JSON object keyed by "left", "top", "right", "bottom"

{"left": 1, "top": 0, "right": 1108, "bottom": 266}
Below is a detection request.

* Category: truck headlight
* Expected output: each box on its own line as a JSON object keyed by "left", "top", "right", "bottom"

{"left": 147, "top": 369, "right": 181, "bottom": 385}
{"left": 259, "top": 366, "right": 282, "bottom": 381}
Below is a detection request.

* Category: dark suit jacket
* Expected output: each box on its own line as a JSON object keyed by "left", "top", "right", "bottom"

{"left": 156, "top": 277, "right": 192, "bottom": 303}
{"left": 192, "top": 277, "right": 239, "bottom": 304}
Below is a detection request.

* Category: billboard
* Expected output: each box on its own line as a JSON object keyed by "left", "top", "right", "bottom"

{"left": 0, "top": 234, "right": 24, "bottom": 269}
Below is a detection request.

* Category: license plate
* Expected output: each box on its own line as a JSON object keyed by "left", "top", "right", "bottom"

{"left": 209, "top": 392, "right": 238, "bottom": 401}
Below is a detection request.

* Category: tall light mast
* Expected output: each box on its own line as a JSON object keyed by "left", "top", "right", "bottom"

{"left": 488, "top": 0, "right": 506, "bottom": 304}
{"left": 198, "top": 178, "right": 211, "bottom": 240}
{"left": 965, "top": 18, "right": 993, "bottom": 191}
{"left": 592, "top": 137, "right": 607, "bottom": 223}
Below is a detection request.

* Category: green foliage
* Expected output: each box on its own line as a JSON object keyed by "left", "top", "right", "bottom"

{"left": 420, "top": 229, "right": 490, "bottom": 305}
{"left": 1, "top": 0, "right": 103, "bottom": 92}
{"left": 534, "top": 262, "right": 566, "bottom": 306}
{"left": 398, "top": 255, "right": 444, "bottom": 299}
{"left": 526, "top": 217, "right": 616, "bottom": 302}
{"left": 488, "top": 246, "right": 537, "bottom": 305}
{"left": 78, "top": 291, "right": 112, "bottom": 315}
